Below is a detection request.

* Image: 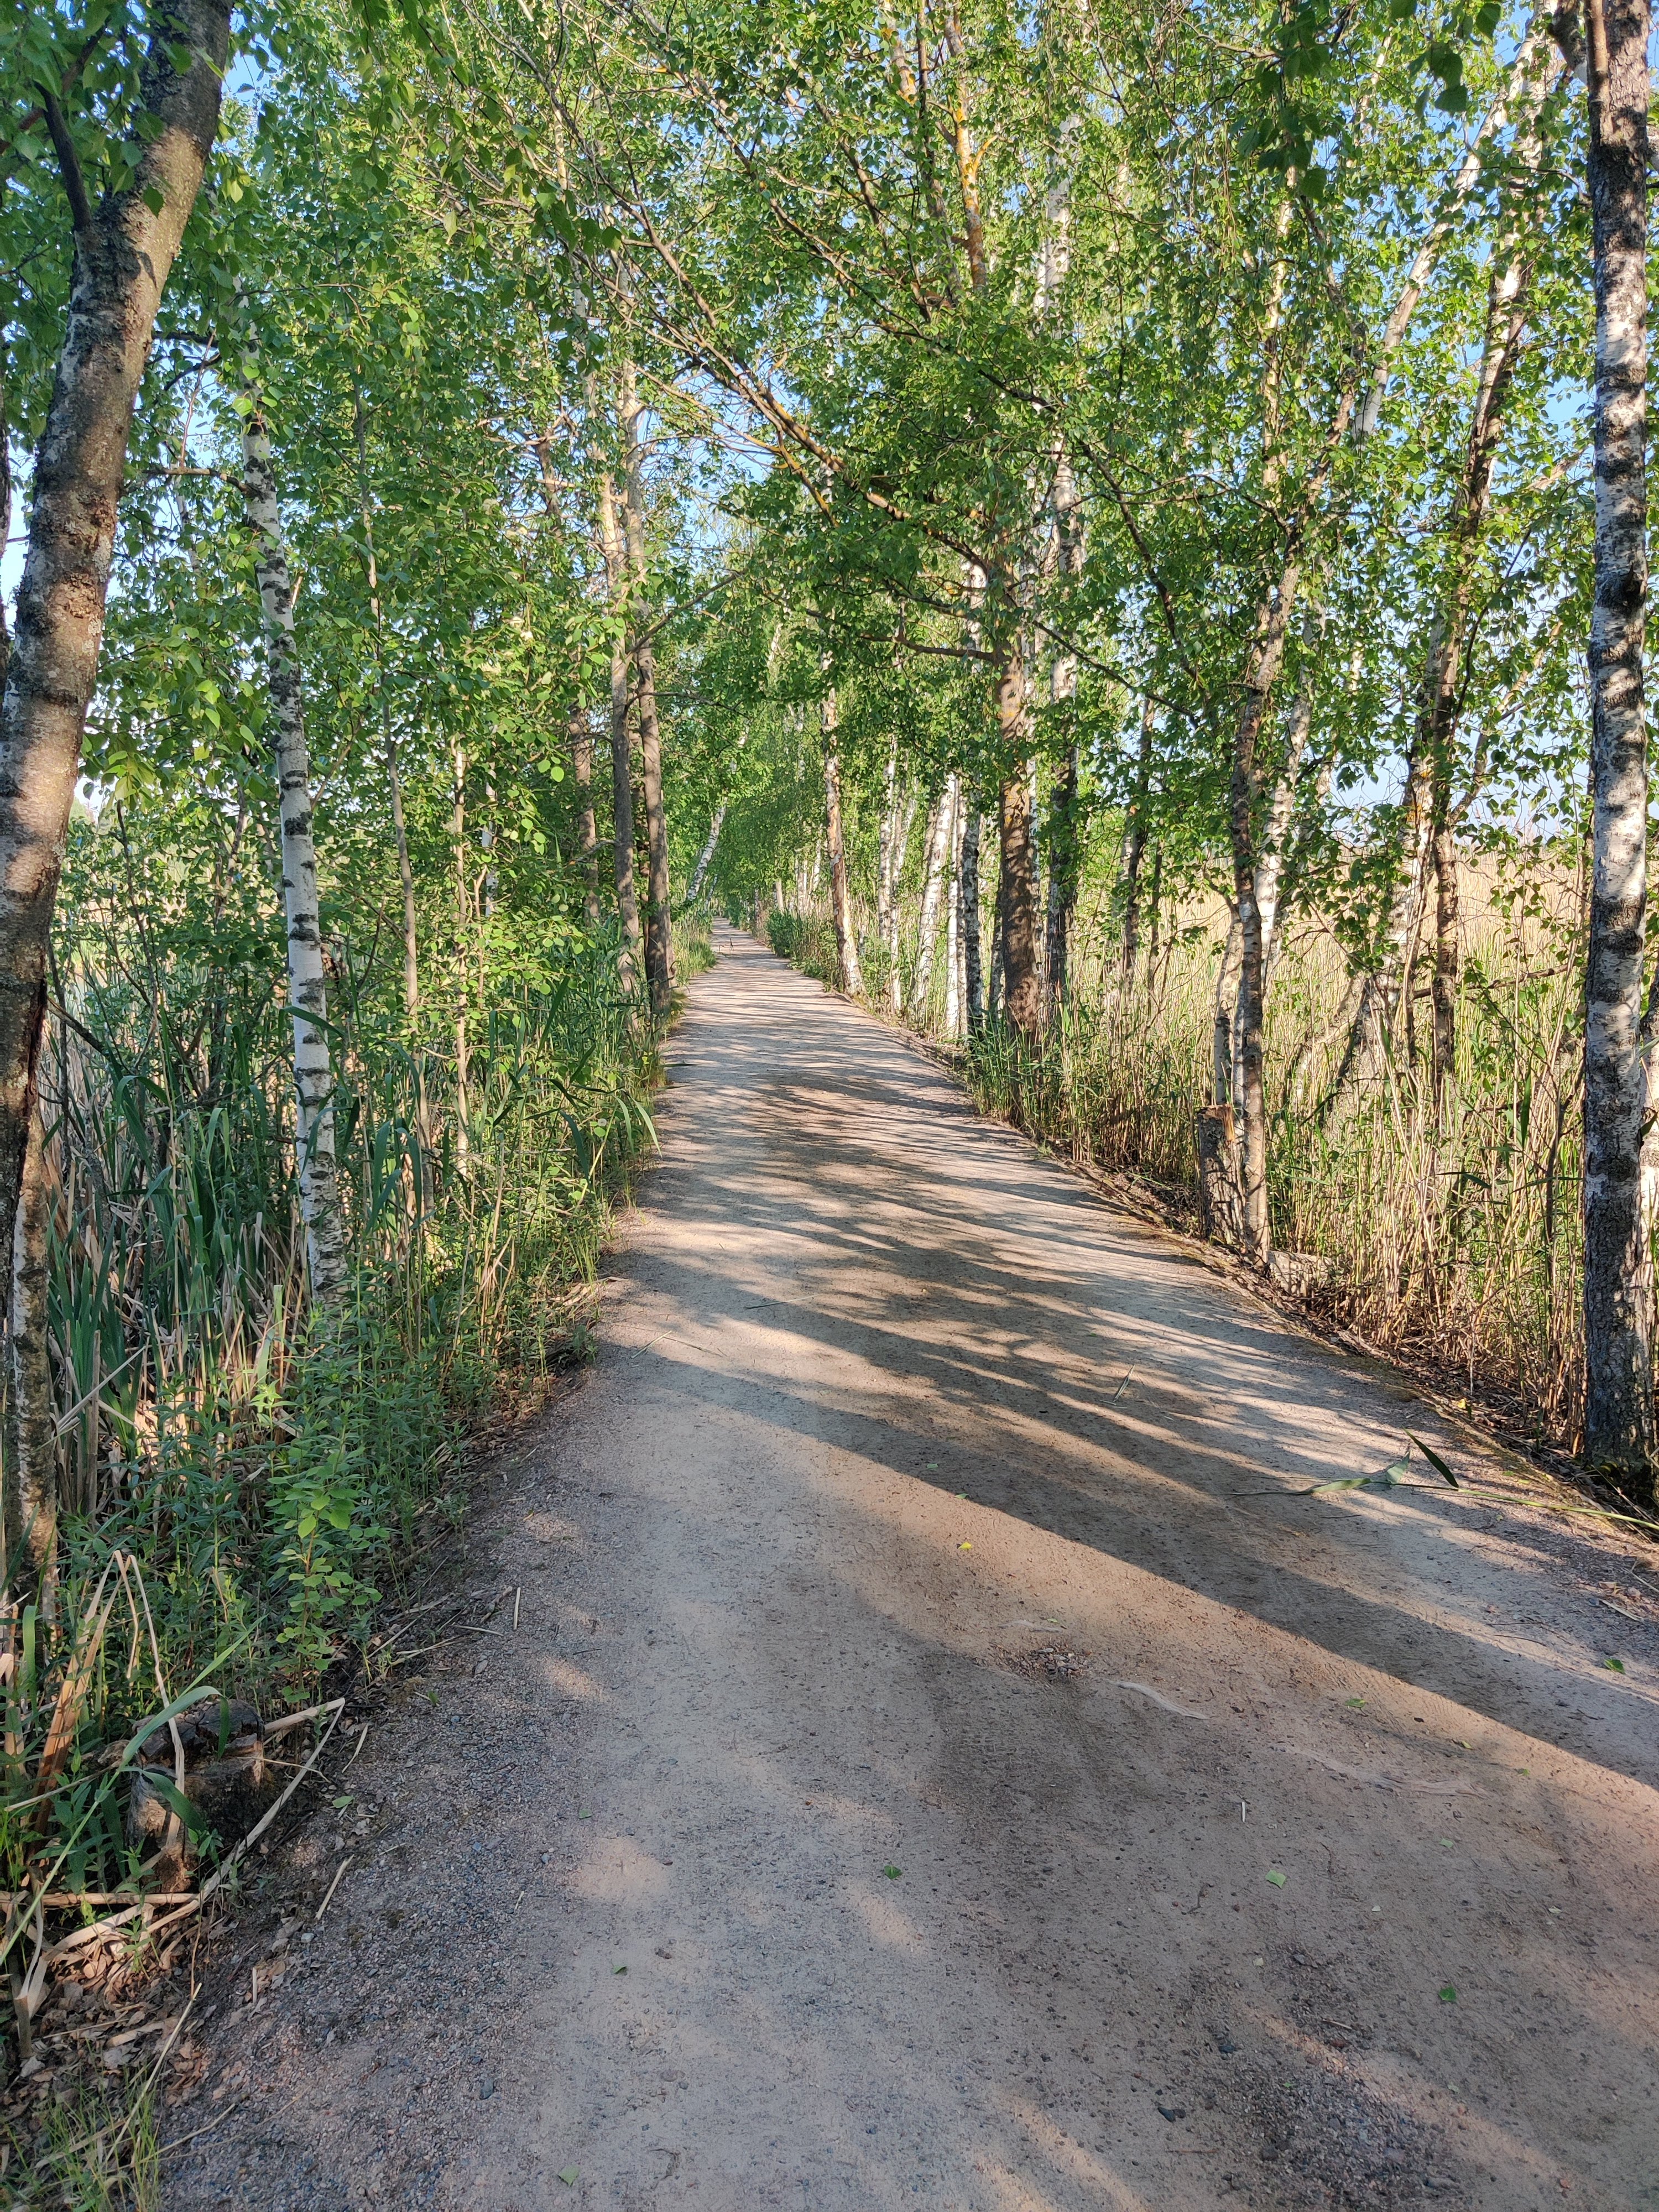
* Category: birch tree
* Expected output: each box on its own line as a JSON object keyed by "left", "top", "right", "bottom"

{"left": 241, "top": 382, "right": 347, "bottom": 1299}
{"left": 1579, "top": 0, "right": 1655, "bottom": 1474}
{"left": 0, "top": 0, "right": 231, "bottom": 1276}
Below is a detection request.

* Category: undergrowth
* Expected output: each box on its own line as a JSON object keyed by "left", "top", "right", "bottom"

{"left": 766, "top": 877, "right": 1594, "bottom": 1459}
{"left": 0, "top": 831, "right": 709, "bottom": 2194}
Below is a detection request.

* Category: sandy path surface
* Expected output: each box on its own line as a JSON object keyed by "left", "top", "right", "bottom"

{"left": 173, "top": 928, "right": 1659, "bottom": 2212}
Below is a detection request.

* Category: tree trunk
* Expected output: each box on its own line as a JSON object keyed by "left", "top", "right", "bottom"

{"left": 1120, "top": 702, "right": 1155, "bottom": 989}
{"left": 876, "top": 737, "right": 899, "bottom": 974}
{"left": 242, "top": 390, "right": 346, "bottom": 1298}
{"left": 995, "top": 645, "right": 1041, "bottom": 1035}
{"left": 1227, "top": 564, "right": 1302, "bottom": 1263}
{"left": 910, "top": 779, "right": 956, "bottom": 1018}
{"left": 451, "top": 743, "right": 472, "bottom": 1175}
{"left": 945, "top": 797, "right": 964, "bottom": 1040}
{"left": 886, "top": 785, "right": 917, "bottom": 1011}
{"left": 1043, "top": 746, "right": 1081, "bottom": 1016}
{"left": 1583, "top": 0, "right": 1656, "bottom": 1476}
{"left": 961, "top": 801, "right": 983, "bottom": 1036}
{"left": 1196, "top": 1104, "right": 1245, "bottom": 1249}
{"left": 822, "top": 693, "right": 863, "bottom": 996}
{"left": 570, "top": 705, "right": 600, "bottom": 927}
{"left": 688, "top": 805, "right": 726, "bottom": 904}
{"left": 619, "top": 365, "right": 673, "bottom": 1015}
{"left": 1213, "top": 906, "right": 1243, "bottom": 1104}
{"left": 594, "top": 462, "right": 642, "bottom": 994}
{"left": 7, "top": 1104, "right": 56, "bottom": 1605}
{"left": 0, "top": 0, "right": 230, "bottom": 1275}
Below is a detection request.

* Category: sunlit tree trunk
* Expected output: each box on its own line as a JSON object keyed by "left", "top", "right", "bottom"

{"left": 7, "top": 1105, "right": 55, "bottom": 1607}
{"left": 961, "top": 801, "right": 983, "bottom": 1035}
{"left": 621, "top": 362, "right": 674, "bottom": 1015}
{"left": 1119, "top": 701, "right": 1155, "bottom": 989}
{"left": 242, "top": 390, "right": 346, "bottom": 1297}
{"left": 593, "top": 458, "right": 641, "bottom": 995}
{"left": 822, "top": 691, "right": 863, "bottom": 996}
{"left": 1043, "top": 747, "right": 1080, "bottom": 1016}
{"left": 1227, "top": 559, "right": 1302, "bottom": 1262}
{"left": 886, "top": 786, "right": 916, "bottom": 1011}
{"left": 875, "top": 735, "right": 899, "bottom": 978}
{"left": 1229, "top": 664, "right": 1316, "bottom": 1106}
{"left": 0, "top": 0, "right": 230, "bottom": 1278}
{"left": 910, "top": 779, "right": 955, "bottom": 1019}
{"left": 1213, "top": 908, "right": 1243, "bottom": 1105}
{"left": 995, "top": 646, "right": 1041, "bottom": 1035}
{"left": 451, "top": 743, "right": 471, "bottom": 1176}
{"left": 1582, "top": 0, "right": 1656, "bottom": 1475}
{"left": 945, "top": 799, "right": 964, "bottom": 1039}
{"left": 688, "top": 806, "right": 726, "bottom": 904}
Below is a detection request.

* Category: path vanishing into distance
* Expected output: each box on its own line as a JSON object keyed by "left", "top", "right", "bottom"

{"left": 175, "top": 930, "right": 1659, "bottom": 2212}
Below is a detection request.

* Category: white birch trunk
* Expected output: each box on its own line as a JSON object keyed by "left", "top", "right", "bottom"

{"left": 945, "top": 799, "right": 964, "bottom": 1039}
{"left": 1582, "top": 0, "right": 1656, "bottom": 1472}
{"left": 688, "top": 806, "right": 727, "bottom": 904}
{"left": 910, "top": 783, "right": 954, "bottom": 1018}
{"left": 822, "top": 690, "right": 864, "bottom": 997}
{"left": 242, "top": 392, "right": 346, "bottom": 1301}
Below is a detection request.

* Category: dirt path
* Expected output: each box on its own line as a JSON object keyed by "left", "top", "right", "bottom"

{"left": 173, "top": 928, "right": 1659, "bottom": 2212}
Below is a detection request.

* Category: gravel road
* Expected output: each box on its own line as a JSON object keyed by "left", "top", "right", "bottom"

{"left": 172, "top": 926, "right": 1659, "bottom": 2212}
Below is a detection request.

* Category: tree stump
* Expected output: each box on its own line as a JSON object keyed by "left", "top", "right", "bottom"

{"left": 1196, "top": 1104, "right": 1245, "bottom": 1249}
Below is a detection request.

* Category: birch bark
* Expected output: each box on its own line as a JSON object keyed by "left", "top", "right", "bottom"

{"left": 996, "top": 651, "right": 1042, "bottom": 1035}
{"left": 945, "top": 797, "right": 963, "bottom": 1040}
{"left": 0, "top": 0, "right": 231, "bottom": 1277}
{"left": 876, "top": 736, "right": 899, "bottom": 969}
{"left": 822, "top": 691, "right": 864, "bottom": 997}
{"left": 911, "top": 776, "right": 957, "bottom": 1018}
{"left": 242, "top": 391, "right": 346, "bottom": 1298}
{"left": 1582, "top": 0, "right": 1656, "bottom": 1473}
{"left": 688, "top": 806, "right": 726, "bottom": 905}
{"left": 961, "top": 803, "right": 984, "bottom": 1035}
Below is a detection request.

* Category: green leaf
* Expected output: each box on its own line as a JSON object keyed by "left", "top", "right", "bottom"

{"left": 1406, "top": 1432, "right": 1459, "bottom": 1487}
{"left": 883, "top": 1865, "right": 901, "bottom": 1879}
{"left": 1603, "top": 1657, "right": 1625, "bottom": 1672}
{"left": 1438, "top": 1984, "right": 1458, "bottom": 2004}
{"left": 1266, "top": 1870, "right": 1287, "bottom": 1888}
{"left": 140, "top": 184, "right": 166, "bottom": 216}
{"left": 558, "top": 2169, "right": 579, "bottom": 2187}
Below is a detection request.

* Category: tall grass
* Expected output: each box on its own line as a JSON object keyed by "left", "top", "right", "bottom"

{"left": 768, "top": 864, "right": 1587, "bottom": 1449}
{"left": 0, "top": 836, "right": 681, "bottom": 1966}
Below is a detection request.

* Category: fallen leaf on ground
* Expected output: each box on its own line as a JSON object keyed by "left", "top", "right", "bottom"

{"left": 1439, "top": 1985, "right": 1458, "bottom": 2004}
{"left": 883, "top": 1865, "right": 901, "bottom": 1880}
{"left": 1266, "top": 1870, "right": 1286, "bottom": 1888}
{"left": 558, "top": 2168, "right": 579, "bottom": 2186}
